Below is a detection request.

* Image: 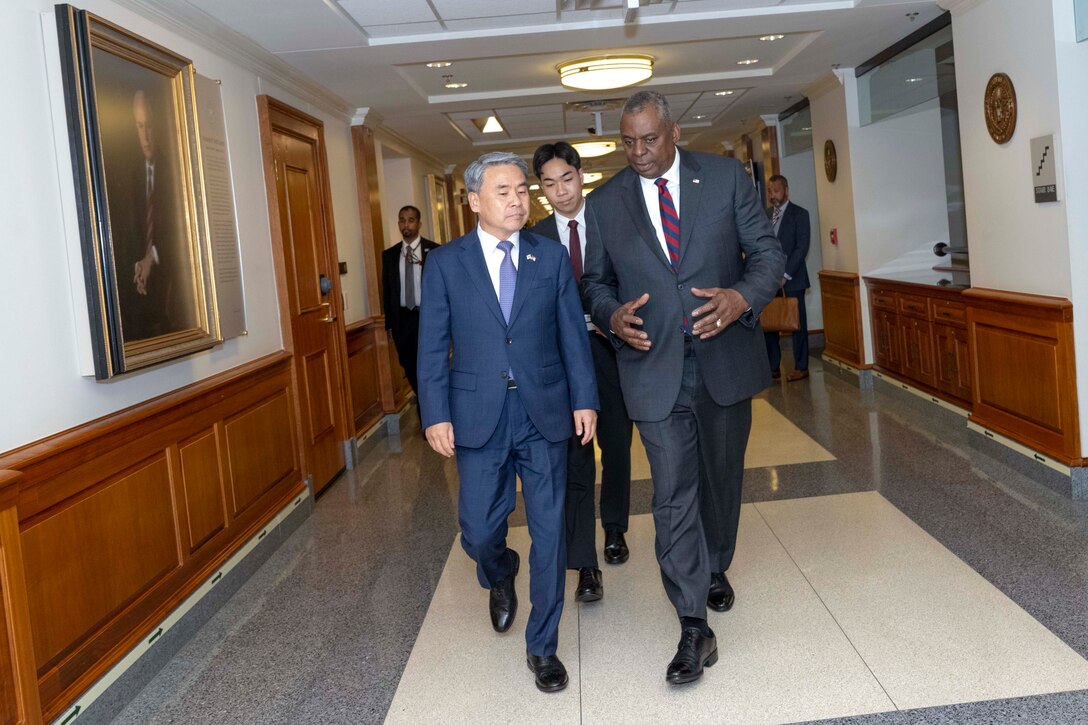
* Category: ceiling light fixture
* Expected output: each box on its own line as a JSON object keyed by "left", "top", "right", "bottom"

{"left": 905, "top": 77, "right": 925, "bottom": 83}
{"left": 582, "top": 172, "right": 603, "bottom": 184}
{"left": 443, "top": 74, "right": 467, "bottom": 89}
{"left": 737, "top": 59, "right": 760, "bottom": 65}
{"left": 571, "top": 140, "right": 617, "bottom": 158}
{"left": 557, "top": 55, "right": 654, "bottom": 91}
{"left": 692, "top": 114, "right": 707, "bottom": 120}
{"left": 426, "top": 61, "right": 452, "bottom": 68}
{"left": 471, "top": 116, "right": 503, "bottom": 133}
{"left": 714, "top": 90, "right": 735, "bottom": 96}
{"left": 759, "top": 34, "right": 785, "bottom": 41}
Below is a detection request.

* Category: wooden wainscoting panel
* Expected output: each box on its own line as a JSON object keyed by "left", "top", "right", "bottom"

{"left": 0, "top": 580, "right": 17, "bottom": 725}
{"left": 965, "top": 288, "right": 1079, "bottom": 463}
{"left": 819, "top": 271, "right": 865, "bottom": 367}
{"left": 346, "top": 321, "right": 384, "bottom": 435}
{"left": 225, "top": 392, "right": 296, "bottom": 516}
{"left": 178, "top": 431, "right": 226, "bottom": 554}
{"left": 22, "top": 457, "right": 179, "bottom": 674}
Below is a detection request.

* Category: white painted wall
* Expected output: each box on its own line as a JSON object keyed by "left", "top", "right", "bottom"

{"left": 810, "top": 77, "right": 860, "bottom": 277}
{"left": 951, "top": 0, "right": 1071, "bottom": 299}
{"left": 0, "top": 0, "right": 361, "bottom": 452}
{"left": 381, "top": 156, "right": 414, "bottom": 249}
{"left": 779, "top": 146, "right": 825, "bottom": 331}
{"left": 1053, "top": 0, "right": 1088, "bottom": 456}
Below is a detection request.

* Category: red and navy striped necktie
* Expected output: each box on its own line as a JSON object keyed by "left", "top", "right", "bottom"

{"left": 655, "top": 177, "right": 680, "bottom": 271}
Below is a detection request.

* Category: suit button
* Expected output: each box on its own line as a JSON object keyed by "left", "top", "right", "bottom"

{"left": 506, "top": 338, "right": 512, "bottom": 344}
{"left": 677, "top": 283, "right": 683, "bottom": 290}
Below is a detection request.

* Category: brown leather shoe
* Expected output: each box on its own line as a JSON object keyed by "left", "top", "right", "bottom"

{"left": 787, "top": 370, "right": 809, "bottom": 382}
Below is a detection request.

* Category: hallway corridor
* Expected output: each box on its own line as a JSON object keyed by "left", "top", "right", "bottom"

{"left": 110, "top": 358, "right": 1088, "bottom": 724}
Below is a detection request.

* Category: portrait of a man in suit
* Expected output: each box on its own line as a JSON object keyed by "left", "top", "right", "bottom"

{"left": 94, "top": 50, "right": 197, "bottom": 343}
{"left": 582, "top": 90, "right": 784, "bottom": 685}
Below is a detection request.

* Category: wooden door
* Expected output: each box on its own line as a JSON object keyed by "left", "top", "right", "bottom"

{"left": 259, "top": 98, "right": 348, "bottom": 494}
{"left": 934, "top": 323, "right": 972, "bottom": 403}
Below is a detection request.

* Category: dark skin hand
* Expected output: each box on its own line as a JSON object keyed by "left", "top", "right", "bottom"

{"left": 691, "top": 287, "right": 749, "bottom": 339}
{"left": 609, "top": 293, "right": 652, "bottom": 351}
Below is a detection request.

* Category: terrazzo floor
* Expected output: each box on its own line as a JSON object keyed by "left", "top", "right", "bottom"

{"left": 109, "top": 353, "right": 1088, "bottom": 724}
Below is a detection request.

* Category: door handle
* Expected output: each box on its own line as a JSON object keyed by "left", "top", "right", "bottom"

{"left": 319, "top": 302, "right": 336, "bottom": 323}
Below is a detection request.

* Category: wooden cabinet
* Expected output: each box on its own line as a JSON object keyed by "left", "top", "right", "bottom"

{"left": 866, "top": 277, "right": 971, "bottom": 407}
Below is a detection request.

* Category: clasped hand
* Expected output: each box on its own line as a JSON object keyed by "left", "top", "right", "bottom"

{"left": 609, "top": 288, "right": 750, "bottom": 347}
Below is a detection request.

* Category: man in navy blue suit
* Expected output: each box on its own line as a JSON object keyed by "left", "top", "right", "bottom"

{"left": 417, "top": 151, "right": 598, "bottom": 692}
{"left": 764, "top": 174, "right": 812, "bottom": 381}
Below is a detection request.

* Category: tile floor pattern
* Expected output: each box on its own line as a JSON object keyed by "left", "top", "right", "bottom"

{"left": 110, "top": 355, "right": 1088, "bottom": 724}
{"left": 387, "top": 495, "right": 1088, "bottom": 724}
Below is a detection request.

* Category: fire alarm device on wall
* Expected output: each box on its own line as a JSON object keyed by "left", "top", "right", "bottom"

{"left": 830, "top": 228, "right": 838, "bottom": 246}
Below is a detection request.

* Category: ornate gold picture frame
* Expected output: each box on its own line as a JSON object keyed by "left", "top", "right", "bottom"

{"left": 56, "top": 5, "right": 219, "bottom": 379}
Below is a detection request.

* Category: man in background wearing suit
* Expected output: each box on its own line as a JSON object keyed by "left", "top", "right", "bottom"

{"left": 531, "top": 142, "right": 635, "bottom": 606}
{"left": 417, "top": 152, "right": 598, "bottom": 692}
{"left": 582, "top": 91, "right": 783, "bottom": 684}
{"left": 764, "top": 174, "right": 812, "bottom": 381}
{"left": 383, "top": 205, "right": 438, "bottom": 395}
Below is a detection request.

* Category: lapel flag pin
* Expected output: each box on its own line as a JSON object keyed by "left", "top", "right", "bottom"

{"left": 692, "top": 179, "right": 701, "bottom": 184}
{"left": 526, "top": 254, "right": 537, "bottom": 262}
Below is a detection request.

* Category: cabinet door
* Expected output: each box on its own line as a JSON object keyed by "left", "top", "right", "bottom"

{"left": 934, "top": 323, "right": 972, "bottom": 402}
{"left": 873, "top": 309, "right": 901, "bottom": 372}
{"left": 900, "top": 317, "right": 936, "bottom": 388}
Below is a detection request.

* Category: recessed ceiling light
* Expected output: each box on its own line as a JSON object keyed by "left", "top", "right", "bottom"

{"left": 714, "top": 90, "right": 735, "bottom": 96}
{"left": 737, "top": 59, "right": 760, "bottom": 65}
{"left": 471, "top": 115, "right": 503, "bottom": 133}
{"left": 801, "top": 126, "right": 812, "bottom": 131}
{"left": 760, "top": 34, "right": 785, "bottom": 42}
{"left": 693, "top": 114, "right": 707, "bottom": 120}
{"left": 426, "top": 61, "right": 452, "bottom": 68}
{"left": 444, "top": 82, "right": 468, "bottom": 89}
{"left": 582, "top": 172, "right": 603, "bottom": 184}
{"left": 571, "top": 140, "right": 617, "bottom": 158}
{"left": 905, "top": 77, "right": 925, "bottom": 83}
{"left": 557, "top": 55, "right": 654, "bottom": 91}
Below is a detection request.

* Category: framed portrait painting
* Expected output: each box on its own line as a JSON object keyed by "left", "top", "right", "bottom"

{"left": 425, "top": 174, "right": 451, "bottom": 244}
{"left": 56, "top": 5, "right": 219, "bottom": 379}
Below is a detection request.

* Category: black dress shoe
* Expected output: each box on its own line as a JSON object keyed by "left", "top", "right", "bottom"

{"left": 666, "top": 626, "right": 718, "bottom": 685}
{"left": 603, "top": 530, "right": 629, "bottom": 565}
{"left": 575, "top": 567, "right": 603, "bottom": 602}
{"left": 526, "top": 654, "right": 569, "bottom": 692}
{"left": 707, "top": 572, "right": 735, "bottom": 612}
{"left": 489, "top": 550, "right": 519, "bottom": 633}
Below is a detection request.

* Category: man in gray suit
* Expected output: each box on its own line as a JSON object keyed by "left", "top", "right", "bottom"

{"left": 582, "top": 91, "right": 784, "bottom": 684}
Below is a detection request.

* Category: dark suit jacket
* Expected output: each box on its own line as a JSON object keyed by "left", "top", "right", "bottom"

{"left": 529, "top": 213, "right": 591, "bottom": 314}
{"left": 382, "top": 238, "right": 438, "bottom": 331}
{"left": 582, "top": 149, "right": 785, "bottom": 422}
{"left": 417, "top": 229, "right": 598, "bottom": 448}
{"left": 771, "top": 202, "right": 811, "bottom": 294}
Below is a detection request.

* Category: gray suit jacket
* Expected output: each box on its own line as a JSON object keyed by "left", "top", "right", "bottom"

{"left": 582, "top": 149, "right": 785, "bottom": 422}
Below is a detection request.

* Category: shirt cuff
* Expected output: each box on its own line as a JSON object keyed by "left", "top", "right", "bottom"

{"left": 783, "top": 272, "right": 792, "bottom": 281}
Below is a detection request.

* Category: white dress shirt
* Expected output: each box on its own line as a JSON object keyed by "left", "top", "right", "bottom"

{"left": 477, "top": 226, "right": 519, "bottom": 299}
{"left": 553, "top": 203, "right": 587, "bottom": 262}
{"left": 399, "top": 236, "right": 423, "bottom": 307}
{"left": 637, "top": 152, "right": 682, "bottom": 261}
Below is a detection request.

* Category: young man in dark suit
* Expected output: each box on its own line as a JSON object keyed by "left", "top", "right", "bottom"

{"left": 382, "top": 205, "right": 438, "bottom": 394}
{"left": 530, "top": 142, "right": 635, "bottom": 606}
{"left": 582, "top": 91, "right": 783, "bottom": 684}
{"left": 765, "top": 174, "right": 812, "bottom": 381}
{"left": 417, "top": 152, "right": 598, "bottom": 692}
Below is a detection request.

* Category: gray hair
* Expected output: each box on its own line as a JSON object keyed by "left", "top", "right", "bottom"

{"left": 622, "top": 90, "right": 673, "bottom": 124}
{"left": 463, "top": 151, "right": 529, "bottom": 193}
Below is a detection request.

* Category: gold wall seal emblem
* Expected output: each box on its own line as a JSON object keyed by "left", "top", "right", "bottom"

{"left": 824, "top": 139, "right": 838, "bottom": 182}
{"left": 984, "top": 72, "right": 1016, "bottom": 145}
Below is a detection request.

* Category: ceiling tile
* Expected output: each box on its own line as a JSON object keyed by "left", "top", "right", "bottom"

{"left": 185, "top": 0, "right": 365, "bottom": 53}
{"left": 443, "top": 13, "right": 558, "bottom": 31}
{"left": 431, "top": 0, "right": 554, "bottom": 21}
{"left": 339, "top": 0, "right": 437, "bottom": 25}
{"left": 364, "top": 22, "right": 446, "bottom": 38}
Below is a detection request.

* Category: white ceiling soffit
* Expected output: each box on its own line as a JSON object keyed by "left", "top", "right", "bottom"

{"left": 166, "top": 0, "right": 945, "bottom": 165}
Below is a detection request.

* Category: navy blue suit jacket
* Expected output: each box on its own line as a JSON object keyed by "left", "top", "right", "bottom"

{"left": 417, "top": 228, "right": 598, "bottom": 448}
{"left": 771, "top": 202, "right": 811, "bottom": 294}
